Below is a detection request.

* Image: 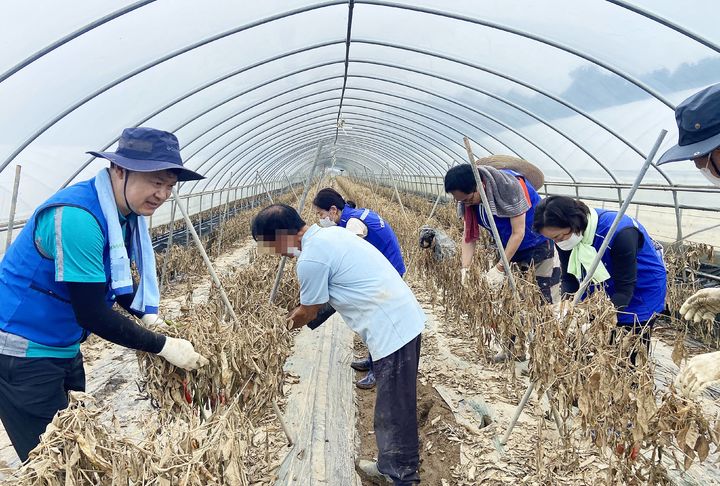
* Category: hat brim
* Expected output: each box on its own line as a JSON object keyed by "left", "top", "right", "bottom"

{"left": 657, "top": 132, "right": 720, "bottom": 165}
{"left": 476, "top": 155, "right": 545, "bottom": 189}
{"left": 87, "top": 151, "right": 205, "bottom": 181}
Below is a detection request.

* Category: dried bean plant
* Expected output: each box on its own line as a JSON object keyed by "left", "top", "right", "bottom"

{"left": 336, "top": 176, "right": 720, "bottom": 483}
{"left": 5, "top": 392, "right": 282, "bottom": 486}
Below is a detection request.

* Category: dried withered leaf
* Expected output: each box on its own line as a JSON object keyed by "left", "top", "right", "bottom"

{"left": 671, "top": 332, "right": 685, "bottom": 367}
{"left": 694, "top": 435, "right": 710, "bottom": 462}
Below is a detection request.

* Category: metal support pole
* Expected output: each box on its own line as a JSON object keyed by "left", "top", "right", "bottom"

{"left": 463, "top": 137, "right": 518, "bottom": 296}
{"left": 198, "top": 194, "right": 203, "bottom": 239}
{"left": 5, "top": 165, "right": 22, "bottom": 251}
{"left": 284, "top": 171, "right": 299, "bottom": 204}
{"left": 171, "top": 188, "right": 238, "bottom": 323}
{"left": 426, "top": 191, "right": 443, "bottom": 223}
{"left": 257, "top": 171, "right": 274, "bottom": 204}
{"left": 160, "top": 200, "right": 177, "bottom": 292}
{"left": 269, "top": 143, "right": 323, "bottom": 304}
{"left": 217, "top": 173, "right": 233, "bottom": 253}
{"left": 385, "top": 163, "right": 408, "bottom": 220}
{"left": 672, "top": 190, "right": 683, "bottom": 242}
{"left": 185, "top": 196, "right": 190, "bottom": 247}
{"left": 499, "top": 129, "right": 667, "bottom": 445}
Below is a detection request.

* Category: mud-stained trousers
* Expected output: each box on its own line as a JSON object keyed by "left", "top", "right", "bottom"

{"left": 374, "top": 334, "right": 422, "bottom": 485}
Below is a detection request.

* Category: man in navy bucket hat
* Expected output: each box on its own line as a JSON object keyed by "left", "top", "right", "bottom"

{"left": 656, "top": 84, "right": 720, "bottom": 398}
{"left": 0, "top": 127, "right": 208, "bottom": 462}
{"left": 88, "top": 127, "right": 204, "bottom": 182}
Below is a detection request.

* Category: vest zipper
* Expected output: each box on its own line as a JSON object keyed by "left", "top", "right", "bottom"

{"left": 29, "top": 284, "right": 71, "bottom": 304}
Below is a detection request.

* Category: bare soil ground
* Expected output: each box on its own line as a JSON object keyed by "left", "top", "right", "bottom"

{"left": 353, "top": 336, "right": 462, "bottom": 486}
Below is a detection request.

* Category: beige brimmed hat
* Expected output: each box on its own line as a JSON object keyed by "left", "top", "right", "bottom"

{"left": 476, "top": 155, "right": 545, "bottom": 189}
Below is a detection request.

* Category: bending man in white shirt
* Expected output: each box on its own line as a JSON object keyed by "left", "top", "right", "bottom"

{"left": 252, "top": 203, "right": 425, "bottom": 485}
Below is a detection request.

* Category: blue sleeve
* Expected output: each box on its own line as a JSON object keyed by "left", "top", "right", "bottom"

{"left": 34, "top": 206, "right": 106, "bottom": 283}
{"left": 296, "top": 259, "right": 331, "bottom": 305}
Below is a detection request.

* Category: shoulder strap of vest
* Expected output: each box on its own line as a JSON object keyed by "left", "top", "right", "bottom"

{"left": 514, "top": 176, "right": 532, "bottom": 205}
{"left": 359, "top": 208, "right": 370, "bottom": 221}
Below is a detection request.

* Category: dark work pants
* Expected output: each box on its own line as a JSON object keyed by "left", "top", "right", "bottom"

{"left": 374, "top": 334, "right": 421, "bottom": 485}
{"left": 0, "top": 353, "right": 86, "bottom": 462}
{"left": 611, "top": 315, "right": 657, "bottom": 366}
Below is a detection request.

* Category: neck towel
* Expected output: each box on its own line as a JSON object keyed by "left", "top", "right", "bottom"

{"left": 94, "top": 169, "right": 160, "bottom": 314}
{"left": 463, "top": 166, "right": 531, "bottom": 243}
{"left": 567, "top": 208, "right": 611, "bottom": 285}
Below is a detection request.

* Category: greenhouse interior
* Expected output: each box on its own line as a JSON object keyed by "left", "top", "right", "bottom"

{"left": 1, "top": 1, "right": 720, "bottom": 485}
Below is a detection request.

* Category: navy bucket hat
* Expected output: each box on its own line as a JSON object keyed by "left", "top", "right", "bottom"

{"left": 87, "top": 127, "right": 204, "bottom": 181}
{"left": 658, "top": 83, "right": 720, "bottom": 165}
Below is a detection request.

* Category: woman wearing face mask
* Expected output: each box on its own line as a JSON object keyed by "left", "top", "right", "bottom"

{"left": 656, "top": 82, "right": 720, "bottom": 397}
{"left": 311, "top": 188, "right": 406, "bottom": 390}
{"left": 533, "top": 196, "right": 667, "bottom": 363}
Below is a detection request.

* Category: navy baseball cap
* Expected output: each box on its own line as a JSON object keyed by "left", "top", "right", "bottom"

{"left": 658, "top": 83, "right": 720, "bottom": 165}
{"left": 87, "top": 127, "right": 204, "bottom": 181}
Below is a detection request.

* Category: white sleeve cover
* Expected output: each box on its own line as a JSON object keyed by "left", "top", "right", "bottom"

{"left": 346, "top": 218, "right": 368, "bottom": 238}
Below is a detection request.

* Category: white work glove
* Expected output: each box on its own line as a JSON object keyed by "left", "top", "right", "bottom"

{"left": 461, "top": 268, "right": 469, "bottom": 286}
{"left": 553, "top": 302, "right": 590, "bottom": 336}
{"left": 158, "top": 337, "right": 209, "bottom": 371}
{"left": 483, "top": 266, "right": 505, "bottom": 290}
{"left": 675, "top": 351, "right": 720, "bottom": 397}
{"left": 141, "top": 313, "right": 166, "bottom": 328}
{"left": 680, "top": 288, "right": 720, "bottom": 323}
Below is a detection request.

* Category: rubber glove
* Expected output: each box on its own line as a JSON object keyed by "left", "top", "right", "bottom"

{"left": 158, "top": 337, "right": 209, "bottom": 371}
{"left": 680, "top": 288, "right": 720, "bottom": 323}
{"left": 461, "top": 268, "right": 469, "bottom": 286}
{"left": 483, "top": 266, "right": 505, "bottom": 290}
{"left": 141, "top": 313, "right": 166, "bottom": 328}
{"left": 675, "top": 351, "right": 720, "bottom": 397}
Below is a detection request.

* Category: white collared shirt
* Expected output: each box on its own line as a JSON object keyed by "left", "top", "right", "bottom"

{"left": 297, "top": 225, "right": 425, "bottom": 359}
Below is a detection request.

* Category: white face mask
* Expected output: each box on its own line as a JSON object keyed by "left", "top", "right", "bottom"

{"left": 699, "top": 167, "right": 720, "bottom": 187}
{"left": 318, "top": 216, "right": 336, "bottom": 228}
{"left": 556, "top": 232, "right": 583, "bottom": 251}
{"left": 287, "top": 246, "right": 302, "bottom": 257}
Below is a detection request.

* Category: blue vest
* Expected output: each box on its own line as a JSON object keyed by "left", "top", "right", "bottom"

{"left": 475, "top": 169, "right": 548, "bottom": 253}
{"left": 0, "top": 179, "right": 115, "bottom": 347}
{"left": 591, "top": 209, "right": 667, "bottom": 324}
{"left": 338, "top": 206, "right": 406, "bottom": 276}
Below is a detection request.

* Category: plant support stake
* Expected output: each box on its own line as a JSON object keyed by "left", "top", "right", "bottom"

{"left": 269, "top": 143, "right": 323, "bottom": 304}
{"left": 463, "top": 137, "right": 519, "bottom": 296}
{"left": 257, "top": 170, "right": 274, "bottom": 204}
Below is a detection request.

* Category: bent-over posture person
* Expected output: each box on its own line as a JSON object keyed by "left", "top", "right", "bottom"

{"left": 252, "top": 203, "right": 424, "bottom": 485}
{"left": 533, "top": 196, "right": 667, "bottom": 365}
{"left": 311, "top": 187, "right": 406, "bottom": 390}
{"left": 0, "top": 128, "right": 208, "bottom": 462}
{"left": 445, "top": 160, "right": 561, "bottom": 362}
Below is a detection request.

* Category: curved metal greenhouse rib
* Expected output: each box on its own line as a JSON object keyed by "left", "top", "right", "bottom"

{"left": 0, "top": 0, "right": 718, "bottom": 246}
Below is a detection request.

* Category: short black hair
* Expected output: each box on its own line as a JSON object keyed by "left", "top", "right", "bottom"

{"left": 444, "top": 165, "right": 477, "bottom": 194}
{"left": 533, "top": 196, "right": 590, "bottom": 234}
{"left": 313, "top": 188, "right": 346, "bottom": 211}
{"left": 251, "top": 204, "right": 306, "bottom": 241}
{"left": 345, "top": 200, "right": 357, "bottom": 209}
